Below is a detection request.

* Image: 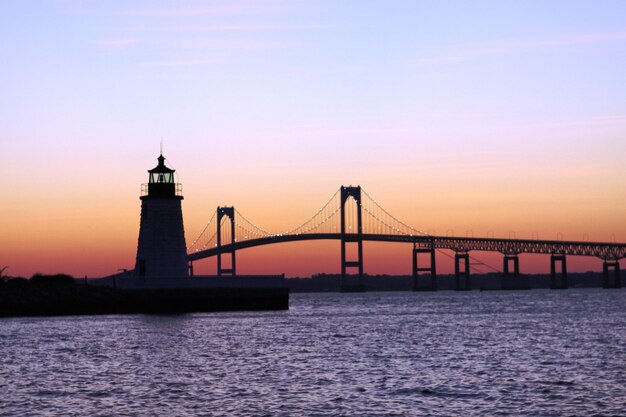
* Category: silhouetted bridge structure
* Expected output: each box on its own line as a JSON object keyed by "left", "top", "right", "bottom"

{"left": 187, "top": 186, "right": 624, "bottom": 291}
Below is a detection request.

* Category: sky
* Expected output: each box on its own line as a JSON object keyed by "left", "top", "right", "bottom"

{"left": 1, "top": 0, "right": 625, "bottom": 278}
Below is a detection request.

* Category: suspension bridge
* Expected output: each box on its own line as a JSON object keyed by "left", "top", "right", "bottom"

{"left": 186, "top": 186, "right": 624, "bottom": 291}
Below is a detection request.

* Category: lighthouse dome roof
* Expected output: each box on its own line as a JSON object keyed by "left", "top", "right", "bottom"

{"left": 148, "top": 154, "right": 175, "bottom": 174}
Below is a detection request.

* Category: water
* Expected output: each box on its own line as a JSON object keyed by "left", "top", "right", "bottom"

{"left": 1, "top": 289, "right": 624, "bottom": 416}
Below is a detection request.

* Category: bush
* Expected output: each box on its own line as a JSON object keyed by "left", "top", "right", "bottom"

{"left": 30, "top": 274, "right": 75, "bottom": 285}
{"left": 3, "top": 277, "right": 29, "bottom": 288}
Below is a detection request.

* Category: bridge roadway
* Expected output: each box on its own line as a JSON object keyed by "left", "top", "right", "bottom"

{"left": 187, "top": 234, "right": 626, "bottom": 262}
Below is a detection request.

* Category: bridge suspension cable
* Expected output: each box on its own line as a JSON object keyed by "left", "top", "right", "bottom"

{"left": 188, "top": 186, "right": 437, "bottom": 249}
{"left": 187, "top": 211, "right": 216, "bottom": 251}
{"left": 361, "top": 188, "right": 430, "bottom": 237}
{"left": 468, "top": 254, "right": 501, "bottom": 274}
{"left": 234, "top": 209, "right": 273, "bottom": 238}
{"left": 279, "top": 188, "right": 341, "bottom": 236}
{"left": 187, "top": 188, "right": 345, "bottom": 249}
{"left": 435, "top": 249, "right": 500, "bottom": 275}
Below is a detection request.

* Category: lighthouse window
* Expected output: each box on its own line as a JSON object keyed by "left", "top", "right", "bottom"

{"left": 150, "top": 172, "right": 174, "bottom": 183}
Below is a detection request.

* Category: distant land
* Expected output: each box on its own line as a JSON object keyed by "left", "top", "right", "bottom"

{"left": 0, "top": 271, "right": 614, "bottom": 296}
{"left": 285, "top": 272, "right": 612, "bottom": 292}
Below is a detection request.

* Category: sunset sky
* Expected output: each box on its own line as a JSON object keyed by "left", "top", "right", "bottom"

{"left": 1, "top": 1, "right": 625, "bottom": 278}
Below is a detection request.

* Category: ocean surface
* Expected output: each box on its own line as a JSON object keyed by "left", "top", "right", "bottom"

{"left": 1, "top": 289, "right": 624, "bottom": 416}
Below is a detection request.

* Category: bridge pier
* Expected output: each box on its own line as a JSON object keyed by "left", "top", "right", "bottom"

{"left": 341, "top": 236, "right": 364, "bottom": 292}
{"left": 503, "top": 255, "right": 520, "bottom": 275}
{"left": 454, "top": 252, "right": 471, "bottom": 291}
{"left": 340, "top": 186, "right": 365, "bottom": 292}
{"left": 412, "top": 243, "right": 437, "bottom": 291}
{"left": 217, "top": 249, "right": 236, "bottom": 277}
{"left": 550, "top": 254, "right": 568, "bottom": 289}
{"left": 188, "top": 261, "right": 194, "bottom": 277}
{"left": 502, "top": 254, "right": 529, "bottom": 290}
{"left": 217, "top": 207, "right": 237, "bottom": 277}
{"left": 603, "top": 260, "right": 621, "bottom": 288}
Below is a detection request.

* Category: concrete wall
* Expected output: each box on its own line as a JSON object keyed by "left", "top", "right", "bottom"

{"left": 90, "top": 274, "right": 286, "bottom": 289}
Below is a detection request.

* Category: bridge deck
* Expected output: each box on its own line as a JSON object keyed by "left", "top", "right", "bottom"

{"left": 188, "top": 234, "right": 625, "bottom": 261}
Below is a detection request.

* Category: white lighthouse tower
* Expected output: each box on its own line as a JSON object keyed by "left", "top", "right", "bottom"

{"left": 134, "top": 153, "right": 188, "bottom": 278}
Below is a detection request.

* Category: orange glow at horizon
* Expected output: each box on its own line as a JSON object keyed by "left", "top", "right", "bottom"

{"left": 2, "top": 169, "right": 622, "bottom": 279}
{"left": 2, "top": 127, "right": 626, "bottom": 279}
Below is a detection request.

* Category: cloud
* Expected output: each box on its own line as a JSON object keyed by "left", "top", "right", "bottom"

{"left": 125, "top": 5, "right": 251, "bottom": 17}
{"left": 138, "top": 37, "right": 300, "bottom": 66}
{"left": 592, "top": 114, "right": 626, "bottom": 122}
{"left": 166, "top": 38, "right": 299, "bottom": 50}
{"left": 403, "top": 32, "right": 626, "bottom": 66}
{"left": 511, "top": 114, "right": 626, "bottom": 130}
{"left": 142, "top": 59, "right": 222, "bottom": 67}
{"left": 97, "top": 38, "right": 138, "bottom": 49}
{"left": 129, "top": 24, "right": 334, "bottom": 33}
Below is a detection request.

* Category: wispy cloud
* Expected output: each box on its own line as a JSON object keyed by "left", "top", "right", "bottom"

{"left": 138, "top": 37, "right": 298, "bottom": 66}
{"left": 510, "top": 114, "right": 626, "bottom": 130}
{"left": 593, "top": 114, "right": 626, "bottom": 122}
{"left": 403, "top": 32, "right": 626, "bottom": 66}
{"left": 128, "top": 23, "right": 334, "bottom": 33}
{"left": 97, "top": 38, "right": 138, "bottom": 49}
{"left": 126, "top": 5, "right": 251, "bottom": 17}
{"left": 142, "top": 59, "right": 223, "bottom": 67}
{"left": 166, "top": 38, "right": 299, "bottom": 51}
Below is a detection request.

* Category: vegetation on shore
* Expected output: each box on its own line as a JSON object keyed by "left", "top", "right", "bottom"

{"left": 1, "top": 273, "right": 76, "bottom": 285}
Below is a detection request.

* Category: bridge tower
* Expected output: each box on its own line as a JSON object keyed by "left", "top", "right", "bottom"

{"left": 134, "top": 153, "right": 188, "bottom": 277}
{"left": 340, "top": 186, "right": 364, "bottom": 292}
{"left": 217, "top": 207, "right": 236, "bottom": 277}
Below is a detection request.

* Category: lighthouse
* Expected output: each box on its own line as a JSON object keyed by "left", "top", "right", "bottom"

{"left": 134, "top": 153, "right": 188, "bottom": 278}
